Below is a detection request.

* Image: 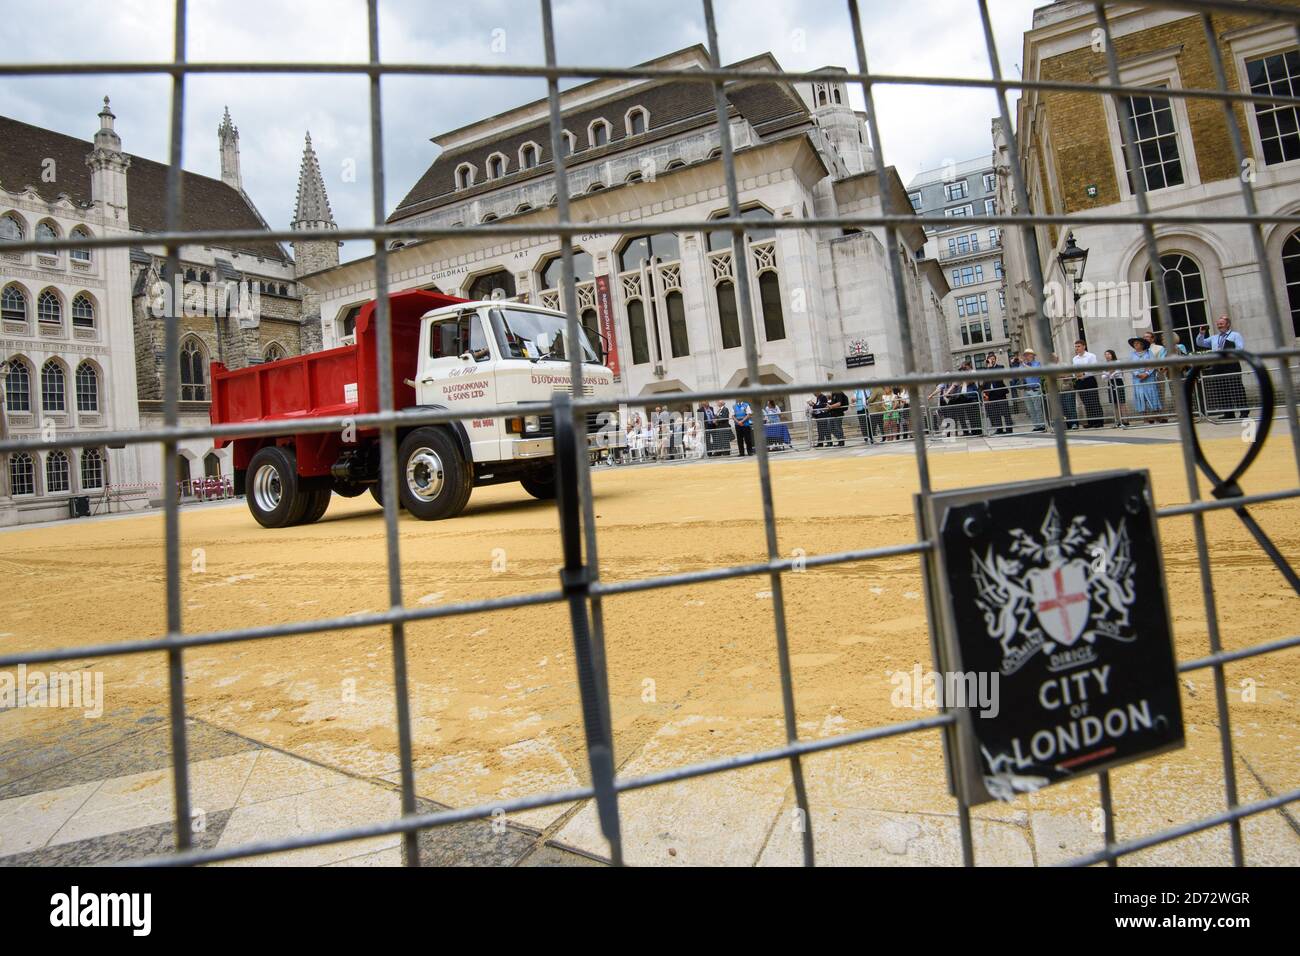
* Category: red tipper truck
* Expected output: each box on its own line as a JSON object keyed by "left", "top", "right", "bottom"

{"left": 210, "top": 288, "right": 616, "bottom": 528}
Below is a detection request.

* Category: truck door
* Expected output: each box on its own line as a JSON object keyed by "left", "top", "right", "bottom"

{"left": 416, "top": 310, "right": 499, "bottom": 462}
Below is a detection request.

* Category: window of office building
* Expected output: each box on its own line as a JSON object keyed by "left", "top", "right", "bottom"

{"left": 1120, "top": 87, "right": 1185, "bottom": 192}
{"left": 1247, "top": 49, "right": 1300, "bottom": 165}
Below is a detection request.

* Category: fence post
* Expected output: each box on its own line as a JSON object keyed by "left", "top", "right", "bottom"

{"left": 553, "top": 391, "right": 623, "bottom": 862}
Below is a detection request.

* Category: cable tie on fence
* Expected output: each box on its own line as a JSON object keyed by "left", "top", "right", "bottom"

{"left": 559, "top": 566, "right": 591, "bottom": 596}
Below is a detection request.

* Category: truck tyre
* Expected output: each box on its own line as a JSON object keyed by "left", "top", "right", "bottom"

{"left": 520, "top": 467, "right": 557, "bottom": 500}
{"left": 331, "top": 479, "right": 367, "bottom": 498}
{"left": 296, "top": 488, "right": 331, "bottom": 525}
{"left": 397, "top": 427, "right": 470, "bottom": 520}
{"left": 247, "top": 446, "right": 309, "bottom": 528}
{"left": 369, "top": 480, "right": 403, "bottom": 510}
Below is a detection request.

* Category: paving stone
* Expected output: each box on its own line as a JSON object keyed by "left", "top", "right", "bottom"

{"left": 518, "top": 843, "right": 608, "bottom": 867}
{"left": 0, "top": 809, "right": 232, "bottom": 866}
{"left": 51, "top": 750, "right": 259, "bottom": 845}
{"left": 757, "top": 804, "right": 1035, "bottom": 866}
{"left": 0, "top": 714, "right": 255, "bottom": 800}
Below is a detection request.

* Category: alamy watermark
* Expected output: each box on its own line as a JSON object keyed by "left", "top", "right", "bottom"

{"left": 1, "top": 664, "right": 104, "bottom": 718}
{"left": 889, "top": 663, "right": 1000, "bottom": 718}
{"left": 146, "top": 276, "right": 261, "bottom": 325}
{"left": 1044, "top": 280, "right": 1151, "bottom": 324}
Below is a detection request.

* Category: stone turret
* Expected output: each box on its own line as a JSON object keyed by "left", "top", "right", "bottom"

{"left": 806, "top": 68, "right": 873, "bottom": 177}
{"left": 86, "top": 96, "right": 131, "bottom": 220}
{"left": 218, "top": 106, "right": 242, "bottom": 191}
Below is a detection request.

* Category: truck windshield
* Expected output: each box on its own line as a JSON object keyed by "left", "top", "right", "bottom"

{"left": 489, "top": 307, "right": 600, "bottom": 364}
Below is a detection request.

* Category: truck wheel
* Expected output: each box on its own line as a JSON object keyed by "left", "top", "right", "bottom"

{"left": 296, "top": 488, "right": 331, "bottom": 525}
{"left": 247, "top": 446, "right": 308, "bottom": 528}
{"left": 397, "top": 427, "right": 469, "bottom": 520}
{"left": 520, "top": 468, "right": 557, "bottom": 500}
{"left": 331, "top": 479, "right": 367, "bottom": 498}
{"left": 369, "top": 481, "right": 403, "bottom": 510}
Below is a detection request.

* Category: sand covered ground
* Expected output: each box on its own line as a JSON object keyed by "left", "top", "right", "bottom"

{"left": 1, "top": 434, "right": 1297, "bottom": 865}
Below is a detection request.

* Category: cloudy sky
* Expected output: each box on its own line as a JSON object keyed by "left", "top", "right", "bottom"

{"left": 3, "top": 0, "right": 1043, "bottom": 261}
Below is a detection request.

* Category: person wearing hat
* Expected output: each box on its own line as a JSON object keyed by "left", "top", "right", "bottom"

{"left": 1140, "top": 330, "right": 1171, "bottom": 423}
{"left": 1021, "top": 348, "right": 1046, "bottom": 431}
{"left": 1128, "top": 334, "right": 1162, "bottom": 422}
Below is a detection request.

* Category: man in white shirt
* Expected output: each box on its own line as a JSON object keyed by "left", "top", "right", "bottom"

{"left": 1196, "top": 315, "right": 1248, "bottom": 419}
{"left": 1072, "top": 339, "right": 1104, "bottom": 428}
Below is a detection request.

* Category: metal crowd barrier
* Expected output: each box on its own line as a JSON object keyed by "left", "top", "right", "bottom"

{"left": 0, "top": 0, "right": 1298, "bottom": 868}
{"left": 591, "top": 362, "right": 1299, "bottom": 466}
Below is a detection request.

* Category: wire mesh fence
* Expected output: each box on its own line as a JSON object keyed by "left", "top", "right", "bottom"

{"left": 0, "top": 0, "right": 1298, "bottom": 867}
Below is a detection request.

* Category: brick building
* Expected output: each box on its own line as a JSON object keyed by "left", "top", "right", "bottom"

{"left": 1008, "top": 0, "right": 1300, "bottom": 361}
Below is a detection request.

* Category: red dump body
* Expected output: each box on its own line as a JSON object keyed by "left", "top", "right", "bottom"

{"left": 210, "top": 289, "right": 467, "bottom": 475}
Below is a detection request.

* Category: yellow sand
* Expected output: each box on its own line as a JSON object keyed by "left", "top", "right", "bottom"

{"left": 1, "top": 435, "right": 1296, "bottom": 860}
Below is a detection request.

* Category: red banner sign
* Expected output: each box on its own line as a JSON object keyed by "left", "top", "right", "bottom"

{"left": 594, "top": 274, "right": 620, "bottom": 381}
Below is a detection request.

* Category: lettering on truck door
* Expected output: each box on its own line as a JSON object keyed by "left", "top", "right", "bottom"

{"left": 418, "top": 310, "right": 498, "bottom": 461}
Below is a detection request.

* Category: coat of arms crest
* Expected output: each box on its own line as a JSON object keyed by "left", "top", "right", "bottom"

{"left": 970, "top": 499, "right": 1137, "bottom": 673}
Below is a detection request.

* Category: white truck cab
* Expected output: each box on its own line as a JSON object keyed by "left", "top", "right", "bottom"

{"left": 394, "top": 300, "right": 616, "bottom": 516}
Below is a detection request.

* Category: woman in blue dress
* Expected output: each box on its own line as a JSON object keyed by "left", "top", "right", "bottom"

{"left": 1128, "top": 335, "right": 1160, "bottom": 422}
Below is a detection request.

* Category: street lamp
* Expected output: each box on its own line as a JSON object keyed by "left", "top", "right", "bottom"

{"left": 1057, "top": 231, "right": 1089, "bottom": 342}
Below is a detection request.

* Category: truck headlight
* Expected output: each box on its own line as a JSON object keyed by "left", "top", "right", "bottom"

{"left": 524, "top": 414, "right": 541, "bottom": 433}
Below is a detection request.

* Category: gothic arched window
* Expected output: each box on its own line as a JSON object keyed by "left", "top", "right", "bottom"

{"left": 1, "top": 285, "right": 26, "bottom": 323}
{"left": 72, "top": 293, "right": 95, "bottom": 329}
{"left": 1283, "top": 230, "right": 1300, "bottom": 338}
{"left": 41, "top": 359, "right": 65, "bottom": 412}
{"left": 37, "top": 290, "right": 62, "bottom": 326}
{"left": 45, "top": 450, "right": 70, "bottom": 493}
{"left": 9, "top": 452, "right": 34, "bottom": 496}
{"left": 0, "top": 214, "right": 25, "bottom": 242}
{"left": 81, "top": 448, "right": 105, "bottom": 490}
{"left": 70, "top": 227, "right": 92, "bottom": 262}
{"left": 181, "top": 338, "right": 208, "bottom": 401}
{"left": 76, "top": 362, "right": 99, "bottom": 412}
{"left": 4, "top": 357, "right": 31, "bottom": 411}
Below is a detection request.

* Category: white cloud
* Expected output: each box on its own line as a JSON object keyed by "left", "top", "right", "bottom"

{"left": 2, "top": 0, "right": 1041, "bottom": 263}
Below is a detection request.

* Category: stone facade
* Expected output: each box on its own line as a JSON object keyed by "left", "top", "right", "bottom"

{"left": 304, "top": 46, "right": 949, "bottom": 417}
{"left": 1, "top": 99, "right": 333, "bottom": 524}
{"left": 1011, "top": 0, "right": 1300, "bottom": 360}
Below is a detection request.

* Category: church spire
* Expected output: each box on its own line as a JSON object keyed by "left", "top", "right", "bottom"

{"left": 292, "top": 131, "right": 336, "bottom": 229}
{"left": 291, "top": 131, "right": 339, "bottom": 284}
{"left": 218, "top": 105, "right": 242, "bottom": 190}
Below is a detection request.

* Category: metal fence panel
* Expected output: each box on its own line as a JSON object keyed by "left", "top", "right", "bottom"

{"left": 0, "top": 0, "right": 1297, "bottom": 867}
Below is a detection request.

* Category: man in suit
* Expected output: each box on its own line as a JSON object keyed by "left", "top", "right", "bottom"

{"left": 982, "top": 352, "right": 1012, "bottom": 434}
{"left": 714, "top": 400, "right": 732, "bottom": 456}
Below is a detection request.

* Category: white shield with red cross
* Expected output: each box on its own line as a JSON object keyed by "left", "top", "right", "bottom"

{"left": 1027, "top": 559, "right": 1091, "bottom": 647}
